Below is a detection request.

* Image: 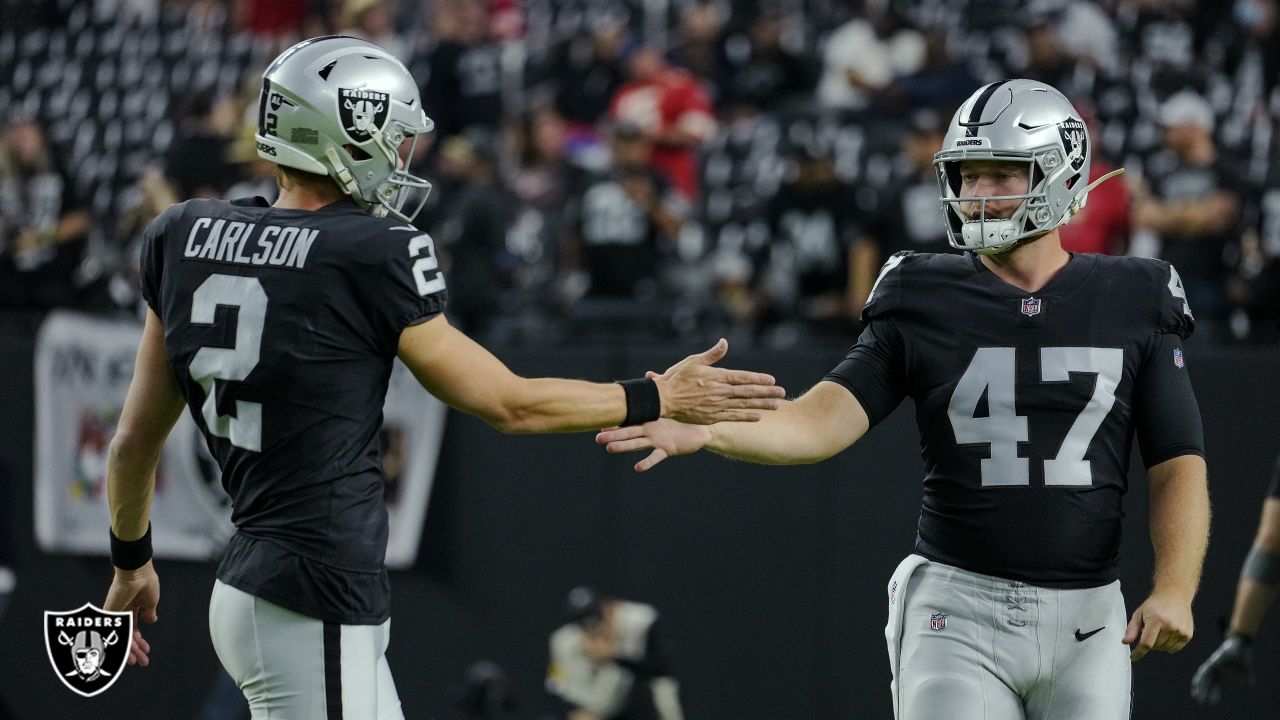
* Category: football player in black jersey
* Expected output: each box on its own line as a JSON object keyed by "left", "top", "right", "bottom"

{"left": 1191, "top": 452, "right": 1280, "bottom": 704}
{"left": 98, "top": 36, "right": 784, "bottom": 720}
{"left": 598, "top": 80, "right": 1210, "bottom": 719}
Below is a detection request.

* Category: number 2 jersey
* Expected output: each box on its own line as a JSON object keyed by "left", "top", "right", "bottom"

{"left": 825, "top": 251, "right": 1204, "bottom": 588}
{"left": 140, "top": 197, "right": 447, "bottom": 623}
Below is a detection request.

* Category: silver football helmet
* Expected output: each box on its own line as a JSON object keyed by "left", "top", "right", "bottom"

{"left": 255, "top": 36, "right": 434, "bottom": 221}
{"left": 934, "top": 79, "right": 1112, "bottom": 255}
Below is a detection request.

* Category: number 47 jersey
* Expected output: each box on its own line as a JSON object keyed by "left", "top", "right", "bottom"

{"left": 139, "top": 197, "right": 447, "bottom": 624}
{"left": 825, "top": 251, "right": 1203, "bottom": 588}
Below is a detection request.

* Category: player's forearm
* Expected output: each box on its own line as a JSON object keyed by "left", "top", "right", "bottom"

{"left": 1147, "top": 455, "right": 1211, "bottom": 602}
{"left": 706, "top": 400, "right": 840, "bottom": 465}
{"left": 497, "top": 378, "right": 627, "bottom": 434}
{"left": 1229, "top": 499, "right": 1280, "bottom": 636}
{"left": 106, "top": 436, "right": 161, "bottom": 540}
{"left": 1227, "top": 576, "right": 1279, "bottom": 637}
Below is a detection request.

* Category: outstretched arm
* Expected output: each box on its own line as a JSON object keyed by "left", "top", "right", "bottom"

{"left": 1191, "top": 496, "right": 1280, "bottom": 703}
{"left": 1125, "top": 453, "right": 1210, "bottom": 661}
{"left": 1226, "top": 498, "right": 1280, "bottom": 636}
{"left": 597, "top": 380, "right": 870, "bottom": 471}
{"left": 397, "top": 315, "right": 785, "bottom": 433}
{"left": 104, "top": 308, "right": 187, "bottom": 667}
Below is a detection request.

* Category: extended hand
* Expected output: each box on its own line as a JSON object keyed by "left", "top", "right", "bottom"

{"left": 654, "top": 339, "right": 784, "bottom": 424}
{"left": 1190, "top": 633, "right": 1254, "bottom": 704}
{"left": 1123, "top": 592, "right": 1193, "bottom": 662}
{"left": 103, "top": 560, "right": 159, "bottom": 667}
{"left": 597, "top": 419, "right": 712, "bottom": 472}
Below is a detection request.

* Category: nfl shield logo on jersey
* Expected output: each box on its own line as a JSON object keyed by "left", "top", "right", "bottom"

{"left": 1173, "top": 348, "right": 1185, "bottom": 368}
{"left": 44, "top": 603, "right": 133, "bottom": 697}
{"left": 930, "top": 612, "right": 948, "bottom": 632}
{"left": 1021, "top": 297, "right": 1042, "bottom": 317}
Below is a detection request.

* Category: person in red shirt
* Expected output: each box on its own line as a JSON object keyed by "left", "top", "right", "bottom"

{"left": 610, "top": 45, "right": 717, "bottom": 199}
{"left": 1059, "top": 108, "right": 1131, "bottom": 255}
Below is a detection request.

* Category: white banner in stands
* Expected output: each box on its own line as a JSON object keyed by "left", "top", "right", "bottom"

{"left": 33, "top": 310, "right": 445, "bottom": 568}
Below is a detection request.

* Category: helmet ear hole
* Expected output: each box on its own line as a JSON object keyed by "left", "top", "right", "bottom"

{"left": 344, "top": 143, "right": 372, "bottom": 161}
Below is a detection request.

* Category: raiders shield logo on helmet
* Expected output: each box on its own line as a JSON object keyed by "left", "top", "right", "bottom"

{"left": 1059, "top": 118, "right": 1088, "bottom": 172}
{"left": 338, "top": 88, "right": 390, "bottom": 144}
{"left": 44, "top": 603, "right": 133, "bottom": 697}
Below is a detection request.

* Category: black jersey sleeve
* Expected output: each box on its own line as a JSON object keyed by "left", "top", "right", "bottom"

{"left": 138, "top": 202, "right": 186, "bottom": 314}
{"left": 368, "top": 228, "right": 448, "bottom": 355}
{"left": 825, "top": 251, "right": 913, "bottom": 426}
{"left": 822, "top": 320, "right": 909, "bottom": 426}
{"left": 1133, "top": 332, "right": 1204, "bottom": 467}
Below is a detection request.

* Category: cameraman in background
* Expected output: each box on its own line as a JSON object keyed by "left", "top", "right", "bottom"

{"left": 547, "top": 587, "right": 683, "bottom": 720}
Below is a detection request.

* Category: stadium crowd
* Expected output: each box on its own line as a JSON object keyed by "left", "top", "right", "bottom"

{"left": 3, "top": 0, "right": 1280, "bottom": 346}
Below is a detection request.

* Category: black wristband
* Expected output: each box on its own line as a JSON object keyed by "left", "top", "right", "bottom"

{"left": 619, "top": 378, "right": 662, "bottom": 426}
{"left": 110, "top": 524, "right": 153, "bottom": 571}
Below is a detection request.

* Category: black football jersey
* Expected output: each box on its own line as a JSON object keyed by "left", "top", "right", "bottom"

{"left": 140, "top": 197, "right": 447, "bottom": 623}
{"left": 825, "top": 251, "right": 1204, "bottom": 587}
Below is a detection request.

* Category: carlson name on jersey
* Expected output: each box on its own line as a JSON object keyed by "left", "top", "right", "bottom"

{"left": 140, "top": 196, "right": 447, "bottom": 624}
{"left": 182, "top": 217, "right": 319, "bottom": 270}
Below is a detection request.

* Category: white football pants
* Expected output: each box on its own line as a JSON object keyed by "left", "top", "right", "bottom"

{"left": 209, "top": 579, "right": 403, "bottom": 720}
{"left": 885, "top": 555, "right": 1131, "bottom": 720}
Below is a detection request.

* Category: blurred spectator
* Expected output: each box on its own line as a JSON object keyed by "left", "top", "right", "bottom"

{"left": 0, "top": 120, "right": 91, "bottom": 308}
{"left": 1229, "top": 128, "right": 1280, "bottom": 341}
{"left": 234, "top": 0, "right": 328, "bottom": 38}
{"left": 508, "top": 107, "right": 582, "bottom": 306}
{"left": 547, "top": 13, "right": 630, "bottom": 131}
{"left": 1132, "top": 90, "right": 1244, "bottom": 326}
{"left": 748, "top": 140, "right": 861, "bottom": 333}
{"left": 717, "top": 6, "right": 816, "bottom": 112}
{"left": 667, "top": 2, "right": 727, "bottom": 92}
{"left": 546, "top": 586, "right": 683, "bottom": 720}
{"left": 1059, "top": 106, "right": 1131, "bottom": 255}
{"left": 339, "top": 0, "right": 408, "bottom": 61}
{"left": 107, "top": 167, "right": 179, "bottom": 311}
{"left": 165, "top": 93, "right": 234, "bottom": 200}
{"left": 880, "top": 30, "right": 979, "bottom": 115}
{"left": 1117, "top": 0, "right": 1200, "bottom": 97}
{"left": 224, "top": 123, "right": 280, "bottom": 202}
{"left": 422, "top": 1, "right": 504, "bottom": 142}
{"left": 434, "top": 128, "right": 516, "bottom": 336}
{"left": 1050, "top": 0, "right": 1121, "bottom": 76}
{"left": 611, "top": 45, "right": 716, "bottom": 199}
{"left": 562, "top": 124, "right": 687, "bottom": 311}
{"left": 1024, "top": 19, "right": 1078, "bottom": 95}
{"left": 817, "top": 4, "right": 925, "bottom": 112}
{"left": 853, "top": 110, "right": 951, "bottom": 313}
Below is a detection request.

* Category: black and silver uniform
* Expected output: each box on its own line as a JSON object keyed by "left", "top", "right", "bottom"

{"left": 825, "top": 251, "right": 1204, "bottom": 587}
{"left": 140, "top": 197, "right": 447, "bottom": 624}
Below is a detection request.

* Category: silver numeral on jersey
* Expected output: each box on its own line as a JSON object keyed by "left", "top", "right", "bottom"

{"left": 189, "top": 274, "right": 268, "bottom": 452}
{"left": 949, "top": 346, "right": 1123, "bottom": 487}
{"left": 947, "top": 347, "right": 1029, "bottom": 486}
{"left": 408, "top": 233, "right": 446, "bottom": 296}
{"left": 1040, "top": 347, "right": 1123, "bottom": 486}
{"left": 1166, "top": 265, "right": 1194, "bottom": 319}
